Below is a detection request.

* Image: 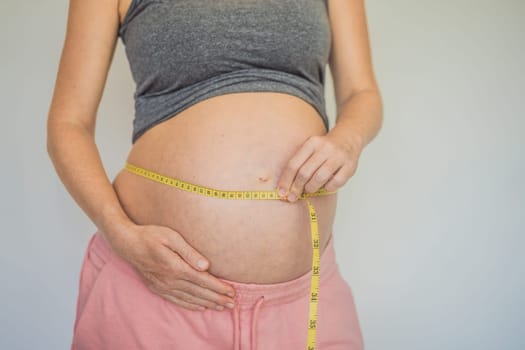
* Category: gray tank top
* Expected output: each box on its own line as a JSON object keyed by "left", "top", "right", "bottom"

{"left": 118, "top": 0, "right": 331, "bottom": 144}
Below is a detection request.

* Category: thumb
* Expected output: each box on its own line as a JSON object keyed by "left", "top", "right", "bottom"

{"left": 167, "top": 231, "right": 210, "bottom": 271}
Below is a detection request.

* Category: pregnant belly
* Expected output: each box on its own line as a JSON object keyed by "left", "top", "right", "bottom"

{"left": 111, "top": 92, "right": 338, "bottom": 284}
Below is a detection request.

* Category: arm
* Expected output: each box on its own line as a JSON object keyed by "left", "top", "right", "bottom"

{"left": 47, "top": 0, "right": 235, "bottom": 311}
{"left": 46, "top": 0, "right": 133, "bottom": 252}
{"left": 276, "top": 0, "right": 383, "bottom": 200}
{"left": 327, "top": 0, "right": 383, "bottom": 152}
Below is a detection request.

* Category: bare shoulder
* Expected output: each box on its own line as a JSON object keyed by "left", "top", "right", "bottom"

{"left": 47, "top": 0, "right": 122, "bottom": 132}
{"left": 327, "top": 0, "right": 380, "bottom": 109}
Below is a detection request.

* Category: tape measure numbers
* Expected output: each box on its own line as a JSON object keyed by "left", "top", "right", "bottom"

{"left": 123, "top": 162, "right": 337, "bottom": 350}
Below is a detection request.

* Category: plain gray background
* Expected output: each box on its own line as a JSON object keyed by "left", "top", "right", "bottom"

{"left": 1, "top": 0, "right": 524, "bottom": 349}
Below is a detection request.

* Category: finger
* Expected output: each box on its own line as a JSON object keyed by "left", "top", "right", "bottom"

{"left": 149, "top": 262, "right": 235, "bottom": 308}
{"left": 174, "top": 279, "right": 235, "bottom": 309}
{"left": 167, "top": 288, "right": 228, "bottom": 311}
{"left": 277, "top": 136, "right": 320, "bottom": 199}
{"left": 145, "top": 274, "right": 222, "bottom": 311}
{"left": 288, "top": 147, "right": 332, "bottom": 200}
{"left": 323, "top": 163, "right": 354, "bottom": 192}
{"left": 164, "top": 231, "right": 210, "bottom": 272}
{"left": 160, "top": 293, "right": 207, "bottom": 312}
{"left": 139, "top": 267, "right": 227, "bottom": 311}
{"left": 181, "top": 267, "right": 236, "bottom": 298}
{"left": 159, "top": 246, "right": 236, "bottom": 298}
{"left": 304, "top": 156, "right": 344, "bottom": 194}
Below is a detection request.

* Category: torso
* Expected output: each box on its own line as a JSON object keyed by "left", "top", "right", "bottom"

{"left": 113, "top": 0, "right": 336, "bottom": 284}
{"left": 111, "top": 92, "right": 337, "bottom": 284}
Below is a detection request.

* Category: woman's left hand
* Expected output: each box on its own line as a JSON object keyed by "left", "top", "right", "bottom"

{"left": 276, "top": 130, "right": 363, "bottom": 202}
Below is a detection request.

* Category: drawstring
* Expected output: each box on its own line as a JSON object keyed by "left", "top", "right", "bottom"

{"left": 233, "top": 304, "right": 240, "bottom": 350}
{"left": 251, "top": 296, "right": 265, "bottom": 350}
{"left": 232, "top": 295, "right": 265, "bottom": 350}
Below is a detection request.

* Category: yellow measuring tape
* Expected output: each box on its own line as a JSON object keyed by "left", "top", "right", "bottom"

{"left": 123, "top": 162, "right": 337, "bottom": 350}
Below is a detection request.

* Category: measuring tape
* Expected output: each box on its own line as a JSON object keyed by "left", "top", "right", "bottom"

{"left": 123, "top": 162, "right": 337, "bottom": 350}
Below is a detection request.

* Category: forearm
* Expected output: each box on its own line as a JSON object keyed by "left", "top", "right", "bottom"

{"left": 46, "top": 121, "right": 134, "bottom": 250}
{"left": 328, "top": 89, "right": 384, "bottom": 153}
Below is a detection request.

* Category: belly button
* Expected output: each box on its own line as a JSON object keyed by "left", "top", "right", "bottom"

{"left": 257, "top": 174, "right": 270, "bottom": 183}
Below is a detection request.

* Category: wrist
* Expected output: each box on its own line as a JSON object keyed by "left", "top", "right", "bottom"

{"left": 97, "top": 205, "right": 137, "bottom": 253}
{"left": 328, "top": 123, "right": 365, "bottom": 155}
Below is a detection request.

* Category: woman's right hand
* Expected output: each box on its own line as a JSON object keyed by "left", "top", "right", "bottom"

{"left": 109, "top": 223, "right": 236, "bottom": 312}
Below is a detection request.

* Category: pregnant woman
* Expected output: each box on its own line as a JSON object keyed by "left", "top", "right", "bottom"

{"left": 47, "top": 0, "right": 382, "bottom": 349}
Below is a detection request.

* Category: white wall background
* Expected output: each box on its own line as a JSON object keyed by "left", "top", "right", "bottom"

{"left": 1, "top": 0, "right": 523, "bottom": 349}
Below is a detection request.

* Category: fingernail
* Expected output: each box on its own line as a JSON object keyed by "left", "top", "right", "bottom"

{"left": 287, "top": 192, "right": 297, "bottom": 202}
{"left": 197, "top": 260, "right": 207, "bottom": 269}
{"left": 215, "top": 305, "right": 224, "bottom": 311}
{"left": 227, "top": 291, "right": 235, "bottom": 297}
{"left": 278, "top": 187, "right": 287, "bottom": 197}
{"left": 226, "top": 302, "right": 234, "bottom": 309}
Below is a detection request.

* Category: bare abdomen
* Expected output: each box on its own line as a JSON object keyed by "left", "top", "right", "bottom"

{"left": 112, "top": 92, "right": 337, "bottom": 284}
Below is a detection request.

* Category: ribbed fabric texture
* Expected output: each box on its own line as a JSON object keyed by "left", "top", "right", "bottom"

{"left": 118, "top": 0, "right": 332, "bottom": 144}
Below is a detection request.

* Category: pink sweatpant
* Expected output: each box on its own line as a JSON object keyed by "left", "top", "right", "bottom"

{"left": 70, "top": 230, "right": 364, "bottom": 350}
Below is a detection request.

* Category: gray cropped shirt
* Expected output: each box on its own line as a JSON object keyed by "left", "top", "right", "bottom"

{"left": 118, "top": 0, "right": 332, "bottom": 144}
